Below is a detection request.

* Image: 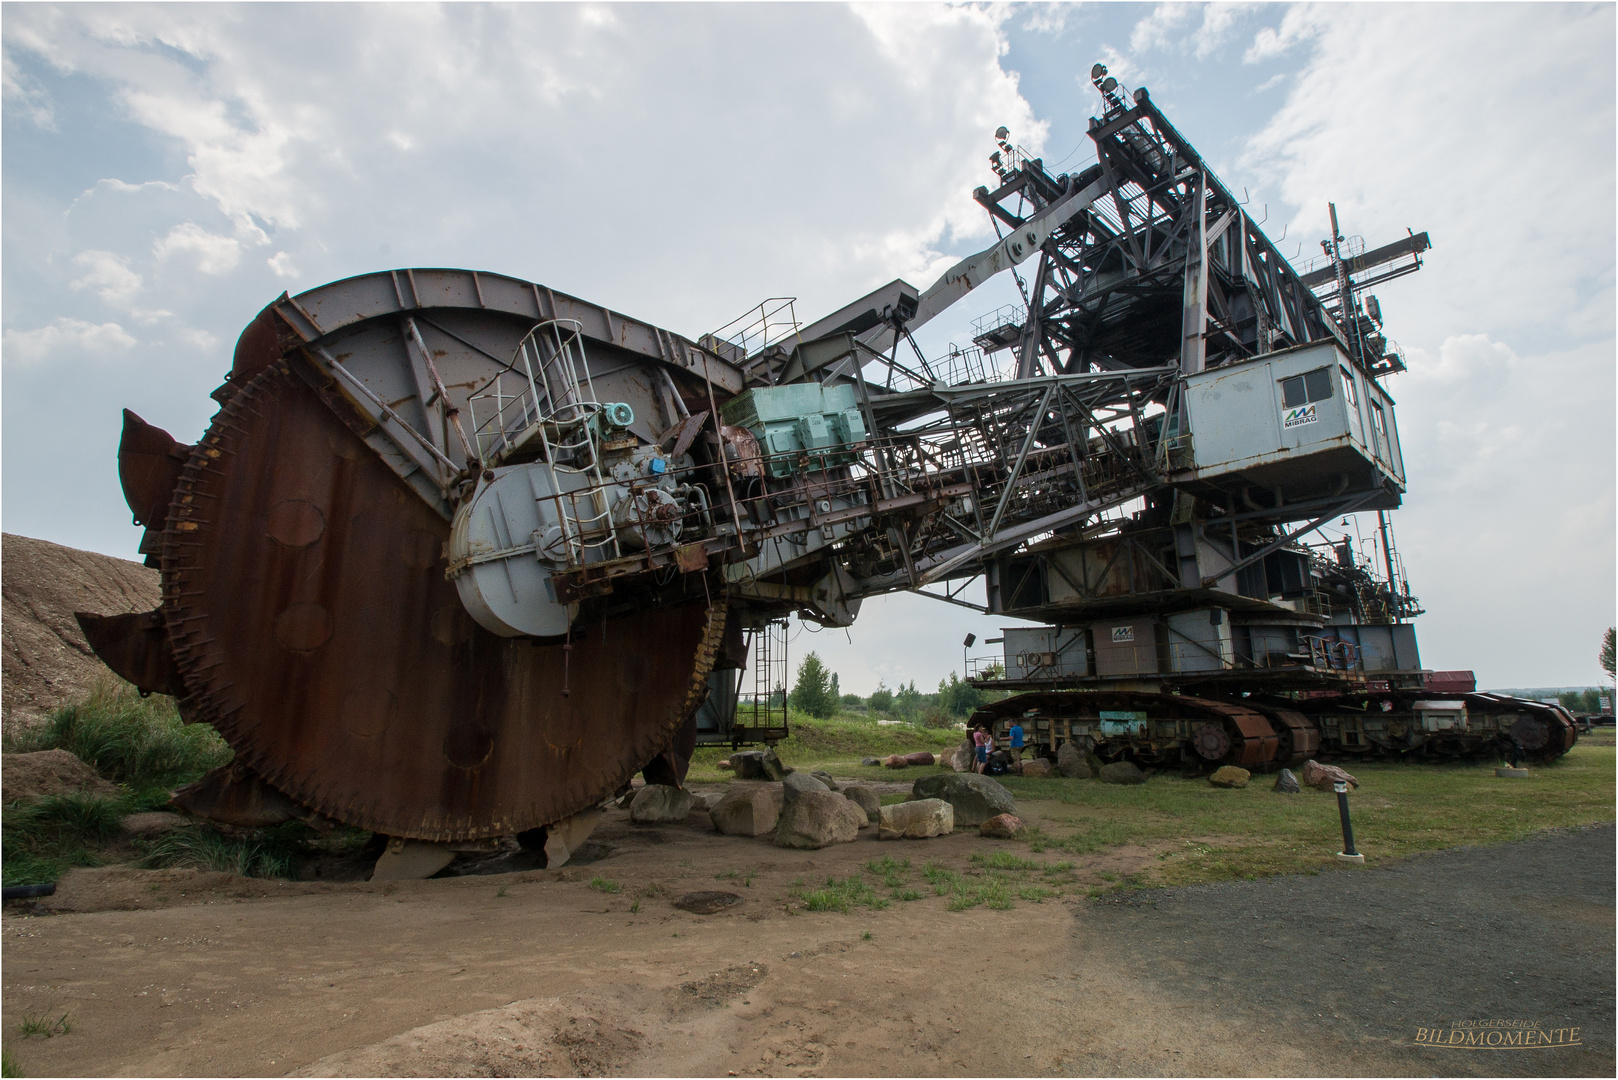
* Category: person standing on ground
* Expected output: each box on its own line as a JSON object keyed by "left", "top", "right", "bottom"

{"left": 1008, "top": 719, "right": 1025, "bottom": 763}
{"left": 973, "top": 724, "right": 992, "bottom": 774}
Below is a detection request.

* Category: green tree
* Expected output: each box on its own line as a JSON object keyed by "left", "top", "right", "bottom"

{"left": 789, "top": 651, "right": 837, "bottom": 719}
{"left": 1602, "top": 627, "right": 1615, "bottom": 682}
{"left": 938, "top": 672, "right": 987, "bottom": 719}
{"left": 894, "top": 680, "right": 923, "bottom": 716}
{"left": 869, "top": 683, "right": 894, "bottom": 713}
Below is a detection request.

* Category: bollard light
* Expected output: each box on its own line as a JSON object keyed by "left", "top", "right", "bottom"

{"left": 1334, "top": 780, "right": 1364, "bottom": 863}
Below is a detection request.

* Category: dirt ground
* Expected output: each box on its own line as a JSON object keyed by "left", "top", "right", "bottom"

{"left": 4, "top": 791, "right": 1611, "bottom": 1078}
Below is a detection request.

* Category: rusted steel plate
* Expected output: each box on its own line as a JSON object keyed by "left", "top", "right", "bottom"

{"left": 74, "top": 610, "right": 185, "bottom": 698}
{"left": 159, "top": 361, "right": 722, "bottom": 841}
{"left": 117, "top": 409, "right": 191, "bottom": 527}
{"left": 117, "top": 409, "right": 193, "bottom": 564}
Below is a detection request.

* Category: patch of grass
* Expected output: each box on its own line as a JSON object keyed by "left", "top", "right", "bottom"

{"left": 495, "top": 884, "right": 509, "bottom": 898}
{"left": 892, "top": 887, "right": 922, "bottom": 901}
{"left": 1, "top": 793, "right": 130, "bottom": 887}
{"left": 997, "top": 743, "right": 1617, "bottom": 891}
{"left": 969, "top": 850, "right": 1045, "bottom": 872}
{"left": 864, "top": 856, "right": 911, "bottom": 875}
{"left": 588, "top": 876, "right": 621, "bottom": 893}
{"left": 946, "top": 876, "right": 1013, "bottom": 911}
{"left": 789, "top": 873, "right": 889, "bottom": 913}
{"left": 629, "top": 900, "right": 640, "bottom": 914}
{"left": 864, "top": 855, "right": 911, "bottom": 888}
{"left": 2, "top": 1045, "right": 20, "bottom": 1077}
{"left": 685, "top": 713, "right": 962, "bottom": 783}
{"left": 1017, "top": 884, "right": 1055, "bottom": 903}
{"left": 861, "top": 930, "right": 873, "bottom": 940}
{"left": 17, "top": 1013, "right": 69, "bottom": 1040}
{"left": 4, "top": 680, "right": 230, "bottom": 791}
{"left": 138, "top": 823, "right": 303, "bottom": 880}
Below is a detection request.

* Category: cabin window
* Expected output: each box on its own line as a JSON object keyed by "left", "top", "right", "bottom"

{"left": 1340, "top": 365, "right": 1364, "bottom": 439}
{"left": 1280, "top": 367, "right": 1335, "bottom": 409}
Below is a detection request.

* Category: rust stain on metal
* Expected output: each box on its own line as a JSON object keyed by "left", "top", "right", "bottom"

{"left": 157, "top": 361, "right": 724, "bottom": 841}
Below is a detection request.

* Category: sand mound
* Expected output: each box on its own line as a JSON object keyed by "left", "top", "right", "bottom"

{"left": 2, "top": 533, "right": 159, "bottom": 724}
{"left": 1, "top": 748, "right": 117, "bottom": 802}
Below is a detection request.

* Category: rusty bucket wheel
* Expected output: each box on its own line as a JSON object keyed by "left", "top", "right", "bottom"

{"left": 158, "top": 359, "right": 725, "bottom": 842}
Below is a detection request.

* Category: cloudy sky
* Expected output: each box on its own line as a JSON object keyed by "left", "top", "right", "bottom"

{"left": 4, "top": 2, "right": 1614, "bottom": 693}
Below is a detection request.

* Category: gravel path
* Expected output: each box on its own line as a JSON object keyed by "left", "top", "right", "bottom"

{"left": 1074, "top": 824, "right": 1614, "bottom": 1076}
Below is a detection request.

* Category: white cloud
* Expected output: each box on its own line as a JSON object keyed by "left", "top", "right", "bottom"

{"left": 3, "top": 318, "right": 136, "bottom": 365}
{"left": 1193, "top": 3, "right": 1257, "bottom": 59}
{"left": 1127, "top": 2, "right": 1254, "bottom": 59}
{"left": 153, "top": 222, "right": 241, "bottom": 275}
{"left": 2, "top": 47, "right": 54, "bottom": 127}
{"left": 1130, "top": 3, "right": 1196, "bottom": 54}
{"left": 1021, "top": 3, "right": 1074, "bottom": 37}
{"left": 1243, "top": 5, "right": 1323, "bottom": 64}
{"left": 70, "top": 250, "right": 142, "bottom": 306}
{"left": 266, "top": 251, "right": 299, "bottom": 279}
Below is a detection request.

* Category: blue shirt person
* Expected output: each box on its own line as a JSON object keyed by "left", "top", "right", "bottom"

{"left": 1009, "top": 722, "right": 1024, "bottom": 749}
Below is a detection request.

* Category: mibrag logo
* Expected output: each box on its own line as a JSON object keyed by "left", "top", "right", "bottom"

{"left": 1282, "top": 404, "right": 1319, "bottom": 429}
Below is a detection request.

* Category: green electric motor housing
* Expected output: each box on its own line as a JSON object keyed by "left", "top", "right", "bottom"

{"left": 720, "top": 383, "right": 869, "bottom": 478}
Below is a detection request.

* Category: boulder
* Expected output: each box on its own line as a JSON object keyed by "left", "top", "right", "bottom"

{"left": 941, "top": 745, "right": 974, "bottom": 773}
{"left": 629, "top": 784, "right": 694, "bottom": 823}
{"left": 1300, "top": 759, "right": 1359, "bottom": 791}
{"left": 696, "top": 792, "right": 726, "bottom": 810}
{"left": 1056, "top": 741, "right": 1093, "bottom": 779}
{"left": 1, "top": 749, "right": 116, "bottom": 801}
{"left": 903, "top": 751, "right": 936, "bottom": 767}
{"left": 1208, "top": 766, "right": 1251, "bottom": 789}
{"left": 1099, "top": 761, "right": 1146, "bottom": 785}
{"left": 861, "top": 756, "right": 882, "bottom": 767}
{"left": 809, "top": 770, "right": 839, "bottom": 791}
{"left": 717, "top": 758, "right": 735, "bottom": 771}
{"left": 729, "top": 750, "right": 765, "bottom": 778}
{"left": 877, "top": 798, "right": 953, "bottom": 840}
{"left": 1273, "top": 768, "right": 1301, "bottom": 794}
{"left": 773, "top": 790, "right": 864, "bottom": 849}
{"left": 883, "top": 755, "right": 909, "bottom": 769}
{"left": 1085, "top": 750, "right": 1106, "bottom": 776}
{"left": 120, "top": 811, "right": 191, "bottom": 837}
{"left": 979, "top": 813, "right": 1026, "bottom": 839}
{"left": 710, "top": 786, "right": 781, "bottom": 836}
{"left": 910, "top": 773, "right": 1016, "bottom": 827}
{"left": 732, "top": 748, "right": 791, "bottom": 781}
{"left": 841, "top": 784, "right": 882, "bottom": 822}
{"left": 1019, "top": 757, "right": 1053, "bottom": 779}
{"left": 782, "top": 771, "right": 830, "bottom": 804}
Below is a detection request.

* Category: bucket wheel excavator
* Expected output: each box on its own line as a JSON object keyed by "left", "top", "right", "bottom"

{"left": 79, "top": 72, "right": 1572, "bottom": 876}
